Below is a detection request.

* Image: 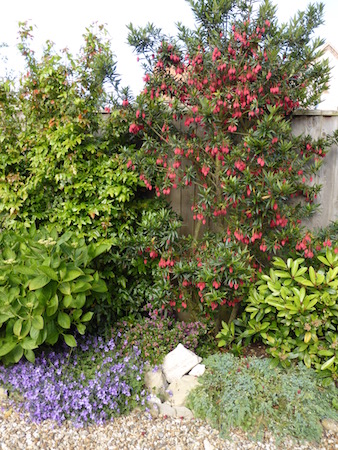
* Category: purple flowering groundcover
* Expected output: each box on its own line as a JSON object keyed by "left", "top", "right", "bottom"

{"left": 0, "top": 334, "right": 147, "bottom": 426}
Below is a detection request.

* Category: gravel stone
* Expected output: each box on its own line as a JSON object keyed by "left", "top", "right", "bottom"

{"left": 0, "top": 395, "right": 337, "bottom": 449}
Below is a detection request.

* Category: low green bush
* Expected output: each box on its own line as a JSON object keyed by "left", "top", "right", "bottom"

{"left": 187, "top": 353, "right": 338, "bottom": 444}
{"left": 217, "top": 249, "right": 338, "bottom": 383}
{"left": 0, "top": 226, "right": 109, "bottom": 364}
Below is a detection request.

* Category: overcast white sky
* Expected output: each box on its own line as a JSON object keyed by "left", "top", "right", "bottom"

{"left": 1, "top": 0, "right": 337, "bottom": 95}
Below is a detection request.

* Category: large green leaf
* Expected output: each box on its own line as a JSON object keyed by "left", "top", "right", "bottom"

{"left": 57, "top": 311, "right": 71, "bottom": 329}
{"left": 39, "top": 265, "right": 58, "bottom": 281}
{"left": 62, "top": 268, "right": 84, "bottom": 282}
{"left": 24, "top": 349, "right": 35, "bottom": 363}
{"left": 58, "top": 282, "right": 71, "bottom": 295}
{"left": 45, "top": 321, "right": 59, "bottom": 345}
{"left": 91, "top": 279, "right": 108, "bottom": 293}
{"left": 32, "top": 315, "right": 44, "bottom": 330}
{"left": 304, "top": 353, "right": 312, "bottom": 368}
{"left": 9, "top": 345, "right": 24, "bottom": 363}
{"left": 71, "top": 281, "right": 91, "bottom": 293}
{"left": 321, "top": 356, "right": 336, "bottom": 371}
{"left": 63, "top": 334, "right": 77, "bottom": 347}
{"left": 46, "top": 295, "right": 59, "bottom": 316}
{"left": 13, "top": 319, "right": 22, "bottom": 337}
{"left": 76, "top": 323, "right": 86, "bottom": 334}
{"left": 0, "top": 340, "right": 17, "bottom": 357}
{"left": 29, "top": 275, "right": 50, "bottom": 290}
{"left": 88, "top": 243, "right": 111, "bottom": 261}
{"left": 81, "top": 311, "right": 94, "bottom": 322}
{"left": 21, "top": 337, "right": 38, "bottom": 350}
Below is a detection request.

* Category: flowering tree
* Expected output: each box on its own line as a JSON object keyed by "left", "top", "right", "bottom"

{"left": 125, "top": 0, "right": 332, "bottom": 323}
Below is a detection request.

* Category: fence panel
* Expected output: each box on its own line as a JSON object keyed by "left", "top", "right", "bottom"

{"left": 168, "top": 111, "right": 338, "bottom": 234}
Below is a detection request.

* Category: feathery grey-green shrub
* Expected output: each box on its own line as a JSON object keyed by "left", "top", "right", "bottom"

{"left": 187, "top": 353, "right": 338, "bottom": 444}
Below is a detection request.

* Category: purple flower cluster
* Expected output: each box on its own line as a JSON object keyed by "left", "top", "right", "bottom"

{"left": 116, "top": 304, "right": 211, "bottom": 365}
{"left": 0, "top": 335, "right": 146, "bottom": 426}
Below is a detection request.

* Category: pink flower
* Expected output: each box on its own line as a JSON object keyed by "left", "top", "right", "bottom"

{"left": 257, "top": 157, "right": 265, "bottom": 167}
{"left": 201, "top": 165, "right": 210, "bottom": 177}
{"left": 196, "top": 281, "right": 206, "bottom": 291}
{"left": 129, "top": 123, "right": 143, "bottom": 134}
{"left": 212, "top": 47, "right": 221, "bottom": 61}
{"left": 235, "top": 160, "right": 246, "bottom": 171}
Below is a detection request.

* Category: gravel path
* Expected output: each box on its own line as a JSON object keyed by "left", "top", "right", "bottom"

{"left": 0, "top": 396, "right": 337, "bottom": 450}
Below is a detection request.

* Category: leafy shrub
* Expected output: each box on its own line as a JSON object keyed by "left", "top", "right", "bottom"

{"left": 0, "top": 226, "right": 109, "bottom": 364}
{"left": 126, "top": 0, "right": 331, "bottom": 324}
{"left": 116, "top": 305, "right": 216, "bottom": 365}
{"left": 217, "top": 249, "right": 338, "bottom": 383}
{"left": 156, "top": 232, "right": 254, "bottom": 318}
{"left": 0, "top": 334, "right": 146, "bottom": 426}
{"left": 0, "top": 23, "right": 142, "bottom": 241}
{"left": 312, "top": 220, "right": 338, "bottom": 260}
{"left": 0, "top": 23, "right": 184, "bottom": 328}
{"left": 89, "top": 203, "right": 182, "bottom": 331}
{"left": 187, "top": 353, "right": 338, "bottom": 444}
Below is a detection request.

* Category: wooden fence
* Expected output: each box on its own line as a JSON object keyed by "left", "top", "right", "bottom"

{"left": 168, "top": 110, "right": 338, "bottom": 234}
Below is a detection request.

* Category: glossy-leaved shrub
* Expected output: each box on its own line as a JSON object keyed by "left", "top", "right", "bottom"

{"left": 0, "top": 226, "right": 109, "bottom": 364}
{"left": 217, "top": 248, "right": 338, "bottom": 383}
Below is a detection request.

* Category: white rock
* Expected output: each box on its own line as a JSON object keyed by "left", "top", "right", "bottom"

{"left": 148, "top": 402, "right": 160, "bottom": 418}
{"left": 174, "top": 406, "right": 194, "bottom": 419}
{"left": 162, "top": 344, "right": 202, "bottom": 383}
{"left": 147, "top": 394, "right": 162, "bottom": 406}
{"left": 167, "top": 375, "right": 200, "bottom": 407}
{"left": 144, "top": 367, "right": 167, "bottom": 394}
{"left": 159, "top": 402, "right": 176, "bottom": 417}
{"left": 188, "top": 364, "right": 206, "bottom": 377}
{"left": 204, "top": 438, "right": 214, "bottom": 450}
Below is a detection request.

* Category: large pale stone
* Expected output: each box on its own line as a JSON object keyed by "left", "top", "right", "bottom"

{"left": 174, "top": 406, "right": 194, "bottom": 419}
{"left": 162, "top": 344, "right": 202, "bottom": 383}
{"left": 189, "top": 364, "right": 206, "bottom": 377}
{"left": 159, "top": 402, "right": 176, "bottom": 417}
{"left": 147, "top": 394, "right": 162, "bottom": 406}
{"left": 144, "top": 367, "right": 167, "bottom": 395}
{"left": 167, "top": 375, "right": 200, "bottom": 407}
